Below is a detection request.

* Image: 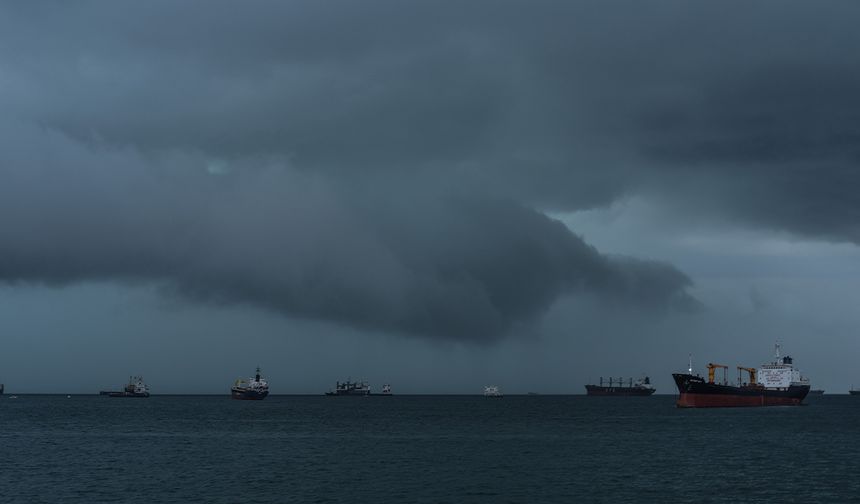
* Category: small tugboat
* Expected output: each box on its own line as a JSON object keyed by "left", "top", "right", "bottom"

{"left": 379, "top": 384, "right": 393, "bottom": 396}
{"left": 100, "top": 376, "right": 150, "bottom": 398}
{"left": 325, "top": 380, "right": 371, "bottom": 396}
{"left": 483, "top": 385, "right": 503, "bottom": 397}
{"left": 850, "top": 387, "right": 860, "bottom": 396}
{"left": 231, "top": 367, "right": 269, "bottom": 400}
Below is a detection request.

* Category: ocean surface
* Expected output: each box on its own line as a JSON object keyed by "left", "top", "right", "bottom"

{"left": 1, "top": 394, "right": 859, "bottom": 503}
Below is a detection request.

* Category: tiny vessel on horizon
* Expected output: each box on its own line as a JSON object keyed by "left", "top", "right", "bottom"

{"left": 673, "top": 344, "right": 809, "bottom": 408}
{"left": 100, "top": 376, "right": 150, "bottom": 398}
{"left": 231, "top": 367, "right": 269, "bottom": 400}
{"left": 483, "top": 385, "right": 503, "bottom": 397}
{"left": 380, "top": 384, "right": 392, "bottom": 396}
{"left": 849, "top": 387, "right": 860, "bottom": 396}
{"left": 326, "top": 380, "right": 371, "bottom": 396}
{"left": 585, "top": 376, "right": 656, "bottom": 396}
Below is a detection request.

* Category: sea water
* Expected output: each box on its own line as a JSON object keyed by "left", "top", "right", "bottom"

{"left": 1, "top": 394, "right": 858, "bottom": 503}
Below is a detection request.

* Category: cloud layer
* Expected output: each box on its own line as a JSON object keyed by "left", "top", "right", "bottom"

{"left": 0, "top": 120, "right": 696, "bottom": 340}
{"left": 7, "top": 2, "right": 858, "bottom": 340}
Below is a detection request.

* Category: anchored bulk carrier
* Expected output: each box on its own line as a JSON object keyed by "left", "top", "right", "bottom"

{"left": 231, "top": 367, "right": 269, "bottom": 400}
{"left": 673, "top": 345, "right": 809, "bottom": 408}
{"left": 585, "top": 377, "right": 655, "bottom": 396}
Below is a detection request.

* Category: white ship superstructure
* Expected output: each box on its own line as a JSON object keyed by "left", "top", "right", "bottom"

{"left": 130, "top": 376, "right": 150, "bottom": 395}
{"left": 757, "top": 344, "right": 809, "bottom": 390}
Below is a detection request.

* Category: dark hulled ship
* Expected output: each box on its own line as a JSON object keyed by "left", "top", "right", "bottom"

{"left": 673, "top": 345, "right": 809, "bottom": 408}
{"left": 231, "top": 367, "right": 269, "bottom": 400}
{"left": 100, "top": 376, "right": 150, "bottom": 398}
{"left": 325, "top": 380, "right": 371, "bottom": 396}
{"left": 585, "top": 377, "right": 655, "bottom": 396}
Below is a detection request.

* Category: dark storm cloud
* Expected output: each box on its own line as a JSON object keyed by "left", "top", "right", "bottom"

{"left": 0, "top": 121, "right": 696, "bottom": 341}
{"left": 637, "top": 61, "right": 860, "bottom": 241}
{"left": 3, "top": 1, "right": 858, "bottom": 235}
{"left": 13, "top": 1, "right": 860, "bottom": 339}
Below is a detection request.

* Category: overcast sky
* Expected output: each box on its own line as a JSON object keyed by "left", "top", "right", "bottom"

{"left": 2, "top": 1, "right": 860, "bottom": 393}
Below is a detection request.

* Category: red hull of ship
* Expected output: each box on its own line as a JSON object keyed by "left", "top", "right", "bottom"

{"left": 673, "top": 373, "right": 808, "bottom": 408}
{"left": 676, "top": 392, "right": 804, "bottom": 408}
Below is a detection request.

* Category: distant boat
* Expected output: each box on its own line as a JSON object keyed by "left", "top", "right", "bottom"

{"left": 585, "top": 376, "right": 656, "bottom": 396}
{"left": 379, "top": 384, "right": 393, "bottom": 396}
{"left": 0, "top": 383, "right": 3, "bottom": 396}
{"left": 483, "top": 386, "right": 503, "bottom": 398}
{"left": 326, "top": 380, "right": 371, "bottom": 396}
{"left": 231, "top": 367, "right": 269, "bottom": 400}
{"left": 850, "top": 387, "right": 860, "bottom": 396}
{"left": 100, "top": 376, "right": 150, "bottom": 398}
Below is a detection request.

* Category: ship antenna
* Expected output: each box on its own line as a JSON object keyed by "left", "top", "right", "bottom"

{"left": 688, "top": 353, "right": 693, "bottom": 374}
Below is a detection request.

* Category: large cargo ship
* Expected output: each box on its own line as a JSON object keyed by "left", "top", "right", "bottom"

{"left": 673, "top": 345, "right": 809, "bottom": 408}
{"left": 231, "top": 367, "right": 269, "bottom": 400}
{"left": 100, "top": 376, "right": 150, "bottom": 398}
{"left": 585, "top": 377, "right": 655, "bottom": 396}
{"left": 325, "top": 380, "right": 371, "bottom": 396}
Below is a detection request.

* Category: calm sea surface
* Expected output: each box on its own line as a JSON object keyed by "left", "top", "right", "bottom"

{"left": 1, "top": 394, "right": 859, "bottom": 503}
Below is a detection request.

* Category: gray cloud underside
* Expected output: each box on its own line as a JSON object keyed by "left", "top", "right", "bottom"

{"left": 0, "top": 122, "right": 696, "bottom": 340}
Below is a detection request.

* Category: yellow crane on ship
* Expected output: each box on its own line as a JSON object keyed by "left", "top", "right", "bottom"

{"left": 737, "top": 366, "right": 757, "bottom": 386}
{"left": 707, "top": 363, "right": 729, "bottom": 384}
